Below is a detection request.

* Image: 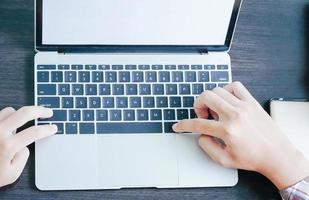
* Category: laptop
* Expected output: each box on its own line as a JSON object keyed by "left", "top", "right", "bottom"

{"left": 34, "top": 0, "right": 241, "bottom": 190}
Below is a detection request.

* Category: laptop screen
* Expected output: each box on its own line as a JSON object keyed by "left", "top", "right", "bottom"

{"left": 41, "top": 0, "right": 236, "bottom": 46}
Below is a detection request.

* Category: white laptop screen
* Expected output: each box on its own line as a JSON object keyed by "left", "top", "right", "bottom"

{"left": 41, "top": 0, "right": 236, "bottom": 46}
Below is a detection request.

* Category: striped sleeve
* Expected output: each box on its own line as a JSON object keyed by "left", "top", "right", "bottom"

{"left": 280, "top": 177, "right": 309, "bottom": 200}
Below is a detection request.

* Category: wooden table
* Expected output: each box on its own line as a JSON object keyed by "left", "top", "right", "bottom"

{"left": 1, "top": 0, "right": 309, "bottom": 199}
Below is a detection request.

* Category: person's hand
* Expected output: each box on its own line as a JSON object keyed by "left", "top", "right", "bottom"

{"left": 173, "top": 82, "right": 309, "bottom": 190}
{"left": 0, "top": 106, "right": 57, "bottom": 187}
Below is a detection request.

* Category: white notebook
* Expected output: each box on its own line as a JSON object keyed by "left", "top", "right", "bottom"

{"left": 270, "top": 99, "right": 309, "bottom": 159}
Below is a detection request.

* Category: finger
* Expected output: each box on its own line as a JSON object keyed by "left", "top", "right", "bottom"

{"left": 0, "top": 107, "right": 16, "bottom": 122}
{"left": 10, "top": 125, "right": 57, "bottom": 153}
{"left": 212, "top": 87, "right": 241, "bottom": 106}
{"left": 224, "top": 82, "right": 256, "bottom": 102}
{"left": 9, "top": 148, "right": 30, "bottom": 184}
{"left": 173, "top": 118, "right": 225, "bottom": 138}
{"left": 209, "top": 109, "right": 219, "bottom": 121}
{"left": 199, "top": 135, "right": 232, "bottom": 168}
{"left": 1, "top": 106, "right": 53, "bottom": 132}
{"left": 194, "top": 91, "right": 236, "bottom": 118}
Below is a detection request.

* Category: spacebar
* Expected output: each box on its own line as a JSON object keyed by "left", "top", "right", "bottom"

{"left": 96, "top": 122, "right": 163, "bottom": 134}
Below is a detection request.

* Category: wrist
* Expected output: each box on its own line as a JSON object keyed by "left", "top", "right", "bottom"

{"left": 258, "top": 147, "right": 309, "bottom": 190}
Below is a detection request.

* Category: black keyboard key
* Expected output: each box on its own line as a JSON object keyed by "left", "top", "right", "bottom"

{"left": 76, "top": 97, "right": 87, "bottom": 108}
{"left": 138, "top": 65, "right": 150, "bottom": 70}
{"left": 97, "top": 122, "right": 162, "bottom": 134}
{"left": 165, "top": 65, "right": 176, "bottom": 70}
{"left": 166, "top": 84, "right": 177, "bottom": 95}
{"left": 92, "top": 71, "right": 104, "bottom": 82}
{"left": 132, "top": 71, "right": 144, "bottom": 82}
{"left": 98, "top": 65, "right": 110, "bottom": 70}
{"left": 164, "top": 122, "right": 177, "bottom": 133}
{"left": 177, "top": 109, "right": 189, "bottom": 120}
{"left": 156, "top": 97, "right": 168, "bottom": 108}
{"left": 190, "top": 109, "right": 197, "bottom": 119}
{"left": 71, "top": 65, "right": 83, "bottom": 70}
{"left": 218, "top": 83, "right": 228, "bottom": 88}
{"left": 102, "top": 97, "right": 115, "bottom": 108}
{"left": 96, "top": 110, "right": 108, "bottom": 121}
{"left": 169, "top": 97, "right": 181, "bottom": 108}
{"left": 37, "top": 71, "right": 49, "bottom": 82}
{"left": 89, "top": 97, "right": 101, "bottom": 108}
{"left": 85, "top": 65, "right": 97, "bottom": 70}
{"left": 112, "top": 84, "right": 124, "bottom": 95}
{"left": 72, "top": 84, "right": 84, "bottom": 95}
{"left": 179, "top": 84, "right": 191, "bottom": 95}
{"left": 192, "top": 84, "right": 204, "bottom": 95}
{"left": 130, "top": 97, "right": 141, "bottom": 108}
{"left": 62, "top": 97, "right": 73, "bottom": 108}
{"left": 123, "top": 110, "right": 135, "bottom": 121}
{"left": 178, "top": 65, "right": 190, "bottom": 70}
{"left": 38, "top": 97, "right": 60, "bottom": 108}
{"left": 58, "top": 84, "right": 70, "bottom": 95}
{"left": 172, "top": 71, "right": 183, "bottom": 82}
{"left": 69, "top": 110, "right": 81, "bottom": 121}
{"left": 58, "top": 65, "right": 70, "bottom": 70}
{"left": 110, "top": 110, "right": 122, "bottom": 121}
{"left": 66, "top": 123, "right": 78, "bottom": 134}
{"left": 46, "top": 110, "right": 67, "bottom": 121}
{"left": 79, "top": 71, "right": 90, "bottom": 82}
{"left": 65, "top": 71, "right": 77, "bottom": 82}
{"left": 145, "top": 71, "right": 157, "bottom": 82}
{"left": 116, "top": 97, "right": 128, "bottom": 108}
{"left": 139, "top": 84, "right": 151, "bottom": 95}
{"left": 37, "top": 84, "right": 56, "bottom": 95}
{"left": 86, "top": 84, "right": 97, "bottom": 95}
{"left": 152, "top": 65, "right": 163, "bottom": 70}
{"left": 211, "top": 71, "right": 229, "bottom": 82}
{"left": 143, "top": 97, "right": 155, "bottom": 108}
{"left": 126, "top": 84, "right": 138, "bottom": 95}
{"left": 37, "top": 65, "right": 56, "bottom": 70}
{"left": 80, "top": 123, "right": 95, "bottom": 134}
{"left": 51, "top": 71, "right": 63, "bottom": 82}
{"left": 53, "top": 123, "right": 64, "bottom": 134}
{"left": 183, "top": 97, "right": 195, "bottom": 108}
{"left": 83, "top": 110, "right": 94, "bottom": 121}
{"left": 105, "top": 72, "right": 117, "bottom": 82}
{"left": 204, "top": 65, "right": 216, "bottom": 70}
{"left": 99, "top": 84, "right": 111, "bottom": 95}
{"left": 119, "top": 72, "right": 131, "bottom": 82}
{"left": 191, "top": 65, "right": 203, "bottom": 70}
{"left": 153, "top": 84, "right": 164, "bottom": 95}
{"left": 198, "top": 71, "right": 210, "bottom": 82}
{"left": 205, "top": 83, "right": 217, "bottom": 90}
{"left": 185, "top": 71, "right": 197, "bottom": 82}
{"left": 125, "top": 65, "right": 137, "bottom": 70}
{"left": 217, "top": 65, "right": 229, "bottom": 70}
{"left": 112, "top": 65, "right": 124, "bottom": 70}
{"left": 137, "top": 110, "right": 149, "bottom": 121}
{"left": 150, "top": 110, "right": 162, "bottom": 121}
{"left": 164, "top": 109, "right": 175, "bottom": 120}
{"left": 159, "top": 71, "right": 170, "bottom": 82}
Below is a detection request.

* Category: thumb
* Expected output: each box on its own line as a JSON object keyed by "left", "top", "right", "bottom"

{"left": 9, "top": 147, "right": 30, "bottom": 183}
{"left": 199, "top": 135, "right": 232, "bottom": 168}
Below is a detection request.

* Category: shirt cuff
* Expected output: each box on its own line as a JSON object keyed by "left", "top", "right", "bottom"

{"left": 280, "top": 176, "right": 309, "bottom": 200}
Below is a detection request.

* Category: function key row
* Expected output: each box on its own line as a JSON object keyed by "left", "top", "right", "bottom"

{"left": 37, "top": 64, "right": 228, "bottom": 71}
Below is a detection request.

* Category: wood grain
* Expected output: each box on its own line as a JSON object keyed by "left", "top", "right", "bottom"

{"left": 1, "top": 0, "right": 309, "bottom": 199}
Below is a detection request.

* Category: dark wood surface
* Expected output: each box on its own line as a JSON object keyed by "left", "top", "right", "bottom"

{"left": 0, "top": 0, "right": 308, "bottom": 199}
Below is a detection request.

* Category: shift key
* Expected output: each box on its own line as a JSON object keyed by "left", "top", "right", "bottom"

{"left": 42, "top": 110, "right": 67, "bottom": 121}
{"left": 37, "top": 84, "right": 56, "bottom": 95}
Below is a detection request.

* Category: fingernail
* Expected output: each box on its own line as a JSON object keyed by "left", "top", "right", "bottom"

{"left": 172, "top": 123, "right": 178, "bottom": 132}
{"left": 51, "top": 124, "right": 58, "bottom": 133}
{"left": 46, "top": 108, "right": 53, "bottom": 116}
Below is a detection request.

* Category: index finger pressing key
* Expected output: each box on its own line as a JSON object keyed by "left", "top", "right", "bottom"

{"left": 1, "top": 106, "right": 53, "bottom": 132}
{"left": 194, "top": 91, "right": 235, "bottom": 119}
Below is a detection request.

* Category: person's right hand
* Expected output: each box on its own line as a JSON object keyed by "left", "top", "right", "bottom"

{"left": 173, "top": 82, "right": 309, "bottom": 190}
{"left": 0, "top": 106, "right": 57, "bottom": 187}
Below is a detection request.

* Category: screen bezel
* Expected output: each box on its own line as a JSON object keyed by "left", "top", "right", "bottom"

{"left": 35, "top": 0, "right": 242, "bottom": 53}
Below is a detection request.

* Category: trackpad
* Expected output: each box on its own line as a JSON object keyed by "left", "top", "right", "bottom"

{"left": 97, "top": 134, "right": 178, "bottom": 188}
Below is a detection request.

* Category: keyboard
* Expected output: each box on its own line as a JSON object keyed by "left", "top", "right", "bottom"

{"left": 35, "top": 64, "right": 230, "bottom": 134}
